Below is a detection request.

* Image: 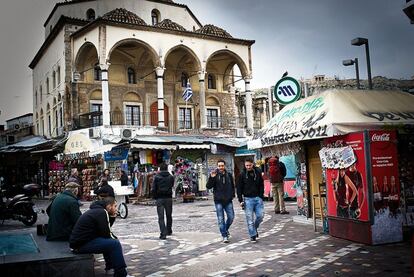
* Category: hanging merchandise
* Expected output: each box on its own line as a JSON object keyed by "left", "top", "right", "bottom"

{"left": 174, "top": 157, "right": 198, "bottom": 202}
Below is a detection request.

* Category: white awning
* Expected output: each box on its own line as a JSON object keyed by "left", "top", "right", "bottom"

{"left": 177, "top": 144, "right": 210, "bottom": 150}
{"left": 130, "top": 143, "right": 176, "bottom": 150}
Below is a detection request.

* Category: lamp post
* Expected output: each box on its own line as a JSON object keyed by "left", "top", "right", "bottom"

{"left": 342, "top": 58, "right": 360, "bottom": 89}
{"left": 351, "top": 37, "right": 372, "bottom": 90}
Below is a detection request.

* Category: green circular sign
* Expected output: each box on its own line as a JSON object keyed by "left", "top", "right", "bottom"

{"left": 274, "top": 77, "right": 301, "bottom": 105}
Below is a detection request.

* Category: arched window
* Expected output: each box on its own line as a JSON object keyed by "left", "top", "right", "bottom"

{"left": 46, "top": 78, "right": 50, "bottom": 94}
{"left": 181, "top": 72, "right": 188, "bottom": 87}
{"left": 52, "top": 71, "right": 56, "bottom": 89}
{"left": 208, "top": 74, "right": 216, "bottom": 89}
{"left": 151, "top": 9, "right": 160, "bottom": 25}
{"left": 86, "top": 9, "right": 95, "bottom": 21}
{"left": 57, "top": 66, "right": 61, "bottom": 84}
{"left": 127, "top": 67, "right": 136, "bottom": 84}
{"left": 94, "top": 64, "right": 102, "bottom": 81}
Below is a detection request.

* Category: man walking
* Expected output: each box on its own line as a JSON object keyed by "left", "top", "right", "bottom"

{"left": 268, "top": 156, "right": 288, "bottom": 214}
{"left": 206, "top": 159, "right": 235, "bottom": 243}
{"left": 46, "top": 182, "right": 82, "bottom": 241}
{"left": 237, "top": 157, "right": 264, "bottom": 242}
{"left": 69, "top": 197, "right": 133, "bottom": 277}
{"left": 151, "top": 163, "right": 174, "bottom": 240}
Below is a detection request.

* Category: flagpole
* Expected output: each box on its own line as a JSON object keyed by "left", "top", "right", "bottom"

{"left": 185, "top": 79, "right": 189, "bottom": 129}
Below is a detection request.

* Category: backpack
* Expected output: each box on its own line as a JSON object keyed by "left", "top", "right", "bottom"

{"left": 269, "top": 159, "right": 286, "bottom": 183}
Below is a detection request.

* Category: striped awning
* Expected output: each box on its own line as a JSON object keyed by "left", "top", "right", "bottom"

{"left": 177, "top": 144, "right": 211, "bottom": 150}
{"left": 130, "top": 143, "right": 176, "bottom": 150}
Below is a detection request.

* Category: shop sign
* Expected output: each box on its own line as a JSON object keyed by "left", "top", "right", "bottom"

{"left": 273, "top": 76, "right": 301, "bottom": 105}
{"left": 64, "top": 133, "right": 93, "bottom": 154}
{"left": 104, "top": 148, "right": 129, "bottom": 161}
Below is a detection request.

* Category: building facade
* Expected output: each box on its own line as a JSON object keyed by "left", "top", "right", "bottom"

{"left": 29, "top": 0, "right": 255, "bottom": 139}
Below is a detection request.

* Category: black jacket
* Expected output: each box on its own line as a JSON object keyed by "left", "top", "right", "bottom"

{"left": 69, "top": 201, "right": 116, "bottom": 249}
{"left": 206, "top": 171, "right": 235, "bottom": 204}
{"left": 236, "top": 167, "right": 264, "bottom": 203}
{"left": 151, "top": 171, "right": 174, "bottom": 199}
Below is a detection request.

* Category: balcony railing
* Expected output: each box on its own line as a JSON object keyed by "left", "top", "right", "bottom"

{"left": 74, "top": 112, "right": 248, "bottom": 134}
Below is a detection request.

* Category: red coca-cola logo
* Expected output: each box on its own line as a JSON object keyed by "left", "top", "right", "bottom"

{"left": 372, "top": 133, "right": 390, "bottom": 142}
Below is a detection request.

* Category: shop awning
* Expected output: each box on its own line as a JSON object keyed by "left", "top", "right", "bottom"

{"left": 248, "top": 90, "right": 414, "bottom": 150}
{"left": 130, "top": 143, "right": 176, "bottom": 150}
{"left": 177, "top": 144, "right": 211, "bottom": 150}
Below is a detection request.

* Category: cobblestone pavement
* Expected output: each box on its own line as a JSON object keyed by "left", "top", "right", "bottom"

{"left": 0, "top": 199, "right": 411, "bottom": 276}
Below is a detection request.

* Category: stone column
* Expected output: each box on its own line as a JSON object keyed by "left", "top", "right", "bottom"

{"left": 198, "top": 70, "right": 207, "bottom": 128}
{"left": 244, "top": 77, "right": 253, "bottom": 131}
{"left": 155, "top": 67, "right": 165, "bottom": 128}
{"left": 100, "top": 63, "right": 110, "bottom": 126}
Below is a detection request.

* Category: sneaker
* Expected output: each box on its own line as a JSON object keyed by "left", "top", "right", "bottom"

{"left": 105, "top": 269, "right": 114, "bottom": 275}
{"left": 223, "top": 237, "right": 229, "bottom": 243}
{"left": 250, "top": 236, "right": 257, "bottom": 243}
{"left": 280, "top": 211, "right": 290, "bottom": 214}
{"left": 167, "top": 231, "right": 173, "bottom": 236}
{"left": 159, "top": 235, "right": 167, "bottom": 240}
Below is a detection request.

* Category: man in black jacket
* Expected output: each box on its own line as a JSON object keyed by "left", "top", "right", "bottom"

{"left": 151, "top": 163, "right": 174, "bottom": 240}
{"left": 206, "top": 159, "right": 235, "bottom": 243}
{"left": 237, "top": 157, "right": 265, "bottom": 242}
{"left": 69, "top": 197, "right": 131, "bottom": 277}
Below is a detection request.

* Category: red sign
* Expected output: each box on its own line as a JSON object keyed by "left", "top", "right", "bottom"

{"left": 369, "top": 130, "right": 400, "bottom": 215}
{"left": 324, "top": 132, "right": 369, "bottom": 221}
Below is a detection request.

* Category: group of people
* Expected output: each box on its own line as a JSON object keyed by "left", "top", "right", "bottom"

{"left": 44, "top": 156, "right": 287, "bottom": 277}
{"left": 46, "top": 168, "right": 133, "bottom": 277}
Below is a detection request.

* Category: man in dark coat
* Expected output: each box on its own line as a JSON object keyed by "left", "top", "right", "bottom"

{"left": 207, "top": 159, "right": 235, "bottom": 243}
{"left": 46, "top": 182, "right": 82, "bottom": 241}
{"left": 69, "top": 197, "right": 131, "bottom": 277}
{"left": 237, "top": 157, "right": 265, "bottom": 242}
{"left": 151, "top": 163, "right": 174, "bottom": 240}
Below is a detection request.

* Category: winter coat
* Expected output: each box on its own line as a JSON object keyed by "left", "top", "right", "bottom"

{"left": 206, "top": 171, "right": 235, "bottom": 204}
{"left": 69, "top": 201, "right": 116, "bottom": 249}
{"left": 151, "top": 171, "right": 174, "bottom": 199}
{"left": 236, "top": 166, "right": 264, "bottom": 203}
{"left": 46, "top": 190, "right": 81, "bottom": 241}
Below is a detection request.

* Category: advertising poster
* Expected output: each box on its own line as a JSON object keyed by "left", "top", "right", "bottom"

{"left": 323, "top": 132, "right": 369, "bottom": 222}
{"left": 369, "top": 130, "right": 402, "bottom": 244}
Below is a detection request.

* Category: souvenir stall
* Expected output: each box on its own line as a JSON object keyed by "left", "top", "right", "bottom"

{"left": 248, "top": 89, "right": 414, "bottom": 244}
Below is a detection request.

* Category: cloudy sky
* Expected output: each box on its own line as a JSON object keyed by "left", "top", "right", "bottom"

{"left": 0, "top": 0, "right": 413, "bottom": 125}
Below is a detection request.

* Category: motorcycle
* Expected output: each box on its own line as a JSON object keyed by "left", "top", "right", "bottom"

{"left": 0, "top": 183, "right": 40, "bottom": 226}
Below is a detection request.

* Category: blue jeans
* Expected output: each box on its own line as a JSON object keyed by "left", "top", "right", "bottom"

{"left": 215, "top": 201, "right": 235, "bottom": 238}
{"left": 244, "top": 197, "right": 264, "bottom": 238}
{"left": 77, "top": 237, "right": 127, "bottom": 277}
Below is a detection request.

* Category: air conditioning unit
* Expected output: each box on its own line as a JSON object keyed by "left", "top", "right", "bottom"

{"left": 121, "top": 128, "right": 135, "bottom": 140}
{"left": 235, "top": 128, "right": 246, "bottom": 138}
{"left": 88, "top": 128, "right": 100, "bottom": 138}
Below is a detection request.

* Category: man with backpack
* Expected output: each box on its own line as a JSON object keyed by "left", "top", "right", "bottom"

{"left": 151, "top": 163, "right": 175, "bottom": 240}
{"left": 268, "top": 156, "right": 288, "bottom": 214}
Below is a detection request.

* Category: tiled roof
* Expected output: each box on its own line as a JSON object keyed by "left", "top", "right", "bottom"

{"left": 195, "top": 24, "right": 233, "bottom": 38}
{"left": 102, "top": 8, "right": 147, "bottom": 26}
{"left": 155, "top": 19, "right": 186, "bottom": 31}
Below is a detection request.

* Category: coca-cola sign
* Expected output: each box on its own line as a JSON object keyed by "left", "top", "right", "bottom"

{"left": 372, "top": 133, "right": 390, "bottom": 142}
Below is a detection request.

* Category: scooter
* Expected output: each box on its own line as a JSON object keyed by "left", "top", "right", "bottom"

{"left": 0, "top": 183, "right": 40, "bottom": 226}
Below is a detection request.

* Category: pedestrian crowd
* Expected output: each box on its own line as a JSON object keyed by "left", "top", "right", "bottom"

{"left": 44, "top": 156, "right": 287, "bottom": 276}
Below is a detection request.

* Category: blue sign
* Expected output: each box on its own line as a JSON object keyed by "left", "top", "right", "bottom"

{"left": 104, "top": 148, "right": 129, "bottom": 161}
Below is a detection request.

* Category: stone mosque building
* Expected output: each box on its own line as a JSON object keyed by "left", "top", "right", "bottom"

{"left": 29, "top": 0, "right": 255, "bottom": 140}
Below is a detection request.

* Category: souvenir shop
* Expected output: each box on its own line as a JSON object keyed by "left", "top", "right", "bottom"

{"left": 249, "top": 89, "right": 414, "bottom": 245}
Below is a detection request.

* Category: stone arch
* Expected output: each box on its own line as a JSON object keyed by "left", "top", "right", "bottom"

{"left": 123, "top": 91, "right": 142, "bottom": 102}
{"left": 206, "top": 96, "right": 220, "bottom": 106}
{"left": 108, "top": 38, "right": 160, "bottom": 67}
{"left": 74, "top": 42, "right": 99, "bottom": 72}
{"left": 205, "top": 49, "right": 249, "bottom": 78}
{"left": 89, "top": 90, "right": 102, "bottom": 100}
{"left": 164, "top": 45, "right": 202, "bottom": 71}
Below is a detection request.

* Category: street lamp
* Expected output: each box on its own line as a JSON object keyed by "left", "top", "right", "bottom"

{"left": 342, "top": 58, "right": 360, "bottom": 89}
{"left": 351, "top": 37, "right": 372, "bottom": 90}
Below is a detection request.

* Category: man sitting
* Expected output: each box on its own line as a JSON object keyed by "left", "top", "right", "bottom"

{"left": 69, "top": 197, "right": 132, "bottom": 277}
{"left": 46, "top": 182, "right": 82, "bottom": 241}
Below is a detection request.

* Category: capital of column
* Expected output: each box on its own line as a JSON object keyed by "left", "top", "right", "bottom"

{"left": 99, "top": 63, "right": 110, "bottom": 71}
{"left": 198, "top": 70, "right": 206, "bottom": 82}
{"left": 243, "top": 75, "right": 252, "bottom": 84}
{"left": 155, "top": 67, "right": 165, "bottom": 78}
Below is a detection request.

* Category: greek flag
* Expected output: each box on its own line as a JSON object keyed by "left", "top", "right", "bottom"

{"left": 182, "top": 81, "right": 193, "bottom": 102}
